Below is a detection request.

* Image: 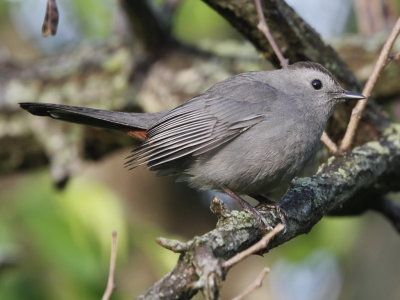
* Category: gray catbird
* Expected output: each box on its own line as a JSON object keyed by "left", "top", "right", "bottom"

{"left": 20, "top": 62, "right": 364, "bottom": 210}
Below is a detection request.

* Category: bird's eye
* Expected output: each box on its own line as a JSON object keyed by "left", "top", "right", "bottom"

{"left": 311, "top": 79, "right": 322, "bottom": 90}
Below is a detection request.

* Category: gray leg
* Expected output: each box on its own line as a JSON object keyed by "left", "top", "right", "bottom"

{"left": 221, "top": 186, "right": 268, "bottom": 226}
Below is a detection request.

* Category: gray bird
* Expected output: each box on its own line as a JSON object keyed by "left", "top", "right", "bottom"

{"left": 20, "top": 62, "right": 364, "bottom": 211}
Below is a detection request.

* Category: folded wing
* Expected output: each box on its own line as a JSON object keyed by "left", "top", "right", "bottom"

{"left": 125, "top": 95, "right": 267, "bottom": 169}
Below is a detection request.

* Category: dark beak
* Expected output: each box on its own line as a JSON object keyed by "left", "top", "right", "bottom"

{"left": 337, "top": 90, "right": 366, "bottom": 101}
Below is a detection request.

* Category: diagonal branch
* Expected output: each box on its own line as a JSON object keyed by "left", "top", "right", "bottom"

{"left": 340, "top": 18, "right": 400, "bottom": 151}
{"left": 231, "top": 267, "right": 270, "bottom": 300}
{"left": 222, "top": 223, "right": 284, "bottom": 269}
{"left": 136, "top": 124, "right": 400, "bottom": 299}
{"left": 253, "top": 0, "right": 288, "bottom": 68}
{"left": 321, "top": 132, "right": 338, "bottom": 153}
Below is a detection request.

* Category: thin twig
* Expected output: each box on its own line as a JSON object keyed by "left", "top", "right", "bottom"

{"left": 102, "top": 231, "right": 118, "bottom": 300}
{"left": 231, "top": 267, "right": 270, "bottom": 300}
{"left": 156, "top": 237, "right": 189, "bottom": 253}
{"left": 388, "top": 51, "right": 400, "bottom": 62}
{"left": 223, "top": 223, "right": 284, "bottom": 269}
{"left": 253, "top": 0, "right": 288, "bottom": 68}
{"left": 340, "top": 18, "right": 400, "bottom": 151}
{"left": 320, "top": 132, "right": 338, "bottom": 153}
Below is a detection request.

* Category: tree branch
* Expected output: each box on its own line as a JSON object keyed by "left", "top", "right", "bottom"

{"left": 253, "top": 0, "right": 288, "bottom": 68}
{"left": 102, "top": 231, "right": 118, "bottom": 300}
{"left": 340, "top": 18, "right": 400, "bottom": 151}
{"left": 136, "top": 124, "right": 400, "bottom": 299}
{"left": 321, "top": 132, "right": 338, "bottom": 153}
{"left": 231, "top": 267, "right": 270, "bottom": 300}
{"left": 222, "top": 224, "right": 284, "bottom": 269}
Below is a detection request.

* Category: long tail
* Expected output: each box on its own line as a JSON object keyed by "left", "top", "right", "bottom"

{"left": 20, "top": 102, "right": 166, "bottom": 140}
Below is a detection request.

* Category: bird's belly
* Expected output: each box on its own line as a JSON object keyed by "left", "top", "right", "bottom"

{"left": 184, "top": 123, "right": 320, "bottom": 195}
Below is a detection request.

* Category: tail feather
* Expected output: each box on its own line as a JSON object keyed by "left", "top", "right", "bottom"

{"left": 20, "top": 102, "right": 165, "bottom": 135}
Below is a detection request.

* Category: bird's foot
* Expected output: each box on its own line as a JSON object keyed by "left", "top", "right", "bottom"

{"left": 253, "top": 194, "right": 287, "bottom": 229}
{"left": 255, "top": 201, "right": 286, "bottom": 230}
{"left": 221, "top": 186, "right": 269, "bottom": 228}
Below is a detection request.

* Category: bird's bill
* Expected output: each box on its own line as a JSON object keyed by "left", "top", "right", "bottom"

{"left": 335, "top": 90, "right": 366, "bottom": 100}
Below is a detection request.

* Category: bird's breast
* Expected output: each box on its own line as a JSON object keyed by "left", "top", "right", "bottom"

{"left": 184, "top": 118, "right": 323, "bottom": 195}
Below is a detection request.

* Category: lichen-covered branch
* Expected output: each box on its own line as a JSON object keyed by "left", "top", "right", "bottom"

{"left": 136, "top": 124, "right": 400, "bottom": 299}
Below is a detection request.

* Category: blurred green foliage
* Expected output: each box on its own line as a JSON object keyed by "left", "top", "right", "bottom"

{"left": 69, "top": 0, "right": 114, "bottom": 39}
{"left": 0, "top": 172, "right": 124, "bottom": 300}
{"left": 277, "top": 217, "right": 362, "bottom": 261}
{"left": 0, "top": 171, "right": 178, "bottom": 299}
{"left": 172, "top": 0, "right": 239, "bottom": 43}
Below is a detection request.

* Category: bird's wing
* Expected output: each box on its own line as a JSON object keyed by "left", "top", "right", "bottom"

{"left": 125, "top": 82, "right": 276, "bottom": 169}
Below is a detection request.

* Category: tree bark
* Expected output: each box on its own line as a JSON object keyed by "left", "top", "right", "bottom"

{"left": 136, "top": 125, "right": 400, "bottom": 299}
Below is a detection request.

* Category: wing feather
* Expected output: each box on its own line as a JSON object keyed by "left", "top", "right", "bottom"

{"left": 126, "top": 89, "right": 270, "bottom": 170}
{"left": 126, "top": 129, "right": 213, "bottom": 169}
